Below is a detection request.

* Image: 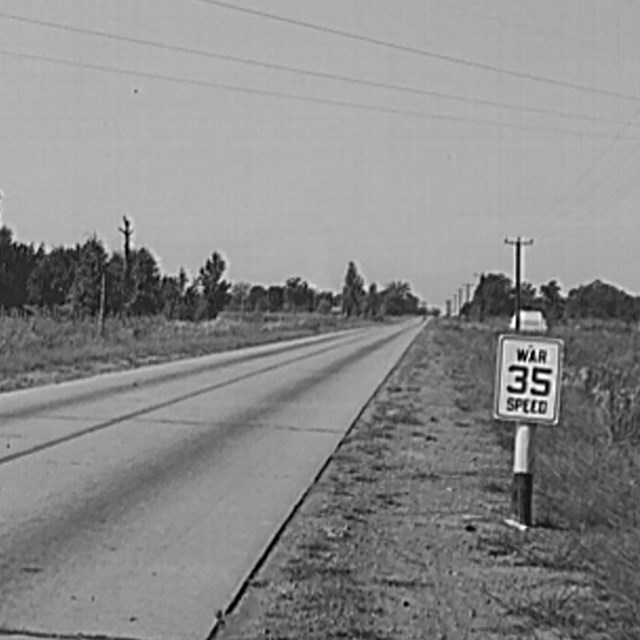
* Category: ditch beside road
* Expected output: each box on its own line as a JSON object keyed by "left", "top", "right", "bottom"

{"left": 217, "top": 322, "right": 581, "bottom": 640}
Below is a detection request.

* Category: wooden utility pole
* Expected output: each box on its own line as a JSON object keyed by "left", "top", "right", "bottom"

{"left": 504, "top": 236, "right": 535, "bottom": 528}
{"left": 504, "top": 237, "right": 533, "bottom": 331}
{"left": 119, "top": 215, "right": 134, "bottom": 310}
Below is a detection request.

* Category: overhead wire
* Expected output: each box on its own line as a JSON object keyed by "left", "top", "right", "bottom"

{"left": 538, "top": 107, "right": 640, "bottom": 240}
{"left": 191, "top": 0, "right": 640, "bottom": 103}
{"left": 546, "top": 160, "right": 640, "bottom": 238}
{"left": 4, "top": 4, "right": 639, "bottom": 236}
{"left": 439, "top": 2, "right": 613, "bottom": 55}
{"left": 4, "top": 7, "right": 639, "bottom": 211}
{"left": 0, "top": 11, "right": 633, "bottom": 128}
{"left": 3, "top": 3, "right": 639, "bottom": 290}
{"left": 186, "top": 0, "right": 640, "bottom": 242}
{"left": 2, "top": 47, "right": 639, "bottom": 142}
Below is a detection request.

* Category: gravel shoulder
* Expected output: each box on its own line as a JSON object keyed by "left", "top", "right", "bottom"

{"left": 216, "top": 323, "right": 577, "bottom": 639}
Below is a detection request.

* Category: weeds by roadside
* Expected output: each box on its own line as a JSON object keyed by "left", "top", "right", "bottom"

{"left": 0, "top": 311, "right": 371, "bottom": 392}
{"left": 437, "top": 318, "right": 640, "bottom": 639}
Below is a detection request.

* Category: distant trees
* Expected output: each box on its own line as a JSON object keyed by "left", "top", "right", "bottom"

{"left": 519, "top": 282, "right": 538, "bottom": 310}
{"left": 0, "top": 227, "right": 39, "bottom": 309}
{"left": 284, "top": 277, "right": 314, "bottom": 312}
{"left": 68, "top": 235, "right": 108, "bottom": 317}
{"left": 468, "top": 273, "right": 513, "bottom": 318}
{"left": 566, "top": 280, "right": 639, "bottom": 322}
{"left": 0, "top": 223, "right": 429, "bottom": 322}
{"left": 267, "top": 285, "right": 285, "bottom": 312}
{"left": 363, "top": 283, "right": 380, "bottom": 318}
{"left": 342, "top": 261, "right": 365, "bottom": 317}
{"left": 27, "top": 245, "right": 76, "bottom": 309}
{"left": 229, "top": 282, "right": 251, "bottom": 313}
{"left": 340, "top": 261, "right": 424, "bottom": 318}
{"left": 0, "top": 224, "right": 227, "bottom": 321}
{"left": 315, "top": 290, "right": 335, "bottom": 315}
{"left": 464, "top": 274, "right": 640, "bottom": 324}
{"left": 198, "top": 252, "right": 231, "bottom": 320}
{"left": 540, "top": 279, "right": 564, "bottom": 322}
{"left": 159, "top": 273, "right": 183, "bottom": 319}
{"left": 9, "top": 221, "right": 640, "bottom": 327}
{"left": 129, "top": 247, "right": 162, "bottom": 316}
{"left": 248, "top": 285, "right": 269, "bottom": 312}
{"left": 381, "top": 281, "right": 419, "bottom": 316}
{"left": 227, "top": 279, "right": 335, "bottom": 315}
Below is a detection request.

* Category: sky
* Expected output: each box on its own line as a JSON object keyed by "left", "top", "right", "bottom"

{"left": 1, "top": 1, "right": 640, "bottom": 309}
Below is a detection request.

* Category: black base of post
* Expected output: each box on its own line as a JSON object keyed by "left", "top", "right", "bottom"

{"left": 511, "top": 472, "right": 533, "bottom": 527}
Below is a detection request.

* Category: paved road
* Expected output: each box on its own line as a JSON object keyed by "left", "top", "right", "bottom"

{"left": 0, "top": 319, "right": 424, "bottom": 640}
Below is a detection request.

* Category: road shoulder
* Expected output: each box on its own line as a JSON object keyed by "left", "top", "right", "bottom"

{"left": 216, "top": 323, "right": 572, "bottom": 639}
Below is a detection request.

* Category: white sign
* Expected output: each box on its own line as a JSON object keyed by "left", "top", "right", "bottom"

{"left": 494, "top": 334, "right": 563, "bottom": 425}
{"left": 509, "top": 310, "right": 547, "bottom": 333}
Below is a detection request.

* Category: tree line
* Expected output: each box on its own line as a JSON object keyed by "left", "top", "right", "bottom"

{"left": 463, "top": 273, "right": 640, "bottom": 323}
{"left": 340, "top": 261, "right": 424, "bottom": 318}
{"left": 0, "top": 225, "right": 233, "bottom": 321}
{"left": 0, "top": 225, "right": 425, "bottom": 320}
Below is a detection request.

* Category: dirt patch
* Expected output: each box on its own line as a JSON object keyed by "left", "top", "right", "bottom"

{"left": 216, "top": 324, "right": 577, "bottom": 639}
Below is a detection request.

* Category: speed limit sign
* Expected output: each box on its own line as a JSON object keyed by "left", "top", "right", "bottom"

{"left": 494, "top": 334, "right": 564, "bottom": 425}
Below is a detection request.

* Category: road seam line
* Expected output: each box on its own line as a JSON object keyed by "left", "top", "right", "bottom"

{"left": 206, "top": 320, "right": 427, "bottom": 638}
{"left": 0, "top": 331, "right": 376, "bottom": 467}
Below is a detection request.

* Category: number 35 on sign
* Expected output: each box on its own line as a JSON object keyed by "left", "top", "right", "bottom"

{"left": 494, "top": 335, "right": 564, "bottom": 425}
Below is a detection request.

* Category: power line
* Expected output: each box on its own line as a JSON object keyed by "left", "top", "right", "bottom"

{"left": 539, "top": 106, "right": 640, "bottom": 239}
{"left": 559, "top": 108, "right": 640, "bottom": 204}
{"left": 443, "top": 2, "right": 614, "bottom": 56}
{"left": 0, "top": 11, "right": 633, "bottom": 128}
{"left": 192, "top": 0, "right": 640, "bottom": 103}
{"left": 543, "top": 155, "right": 640, "bottom": 237}
{"left": 542, "top": 139, "right": 640, "bottom": 238}
{"left": 2, "top": 47, "right": 638, "bottom": 141}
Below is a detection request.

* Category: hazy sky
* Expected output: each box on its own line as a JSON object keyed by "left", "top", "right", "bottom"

{"left": 1, "top": 1, "right": 640, "bottom": 307}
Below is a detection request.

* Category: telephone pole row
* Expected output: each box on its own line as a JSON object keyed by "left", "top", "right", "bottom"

{"left": 445, "top": 278, "right": 480, "bottom": 319}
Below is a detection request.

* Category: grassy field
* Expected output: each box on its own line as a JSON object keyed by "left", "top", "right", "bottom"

{"left": 440, "top": 318, "right": 640, "bottom": 638}
{"left": 0, "top": 311, "right": 372, "bottom": 393}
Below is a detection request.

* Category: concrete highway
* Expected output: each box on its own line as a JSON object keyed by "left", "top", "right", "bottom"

{"left": 0, "top": 319, "right": 424, "bottom": 640}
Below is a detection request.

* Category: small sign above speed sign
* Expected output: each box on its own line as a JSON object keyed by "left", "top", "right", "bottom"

{"left": 494, "top": 334, "right": 564, "bottom": 425}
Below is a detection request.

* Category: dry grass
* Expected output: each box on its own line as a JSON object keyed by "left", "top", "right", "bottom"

{"left": 437, "top": 318, "right": 640, "bottom": 639}
{"left": 0, "top": 311, "right": 369, "bottom": 392}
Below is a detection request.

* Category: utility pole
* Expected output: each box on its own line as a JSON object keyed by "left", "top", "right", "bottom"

{"left": 464, "top": 283, "right": 473, "bottom": 304}
{"left": 504, "top": 237, "right": 533, "bottom": 331}
{"left": 119, "top": 215, "right": 134, "bottom": 311}
{"left": 458, "top": 287, "right": 464, "bottom": 317}
{"left": 504, "top": 236, "right": 535, "bottom": 529}
{"left": 474, "top": 272, "right": 485, "bottom": 322}
{"left": 461, "top": 283, "right": 473, "bottom": 322}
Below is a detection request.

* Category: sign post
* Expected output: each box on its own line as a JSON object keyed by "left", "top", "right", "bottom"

{"left": 494, "top": 330, "right": 563, "bottom": 529}
{"left": 512, "top": 422, "right": 535, "bottom": 527}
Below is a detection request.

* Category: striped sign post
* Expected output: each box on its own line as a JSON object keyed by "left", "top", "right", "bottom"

{"left": 494, "top": 332, "right": 564, "bottom": 528}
